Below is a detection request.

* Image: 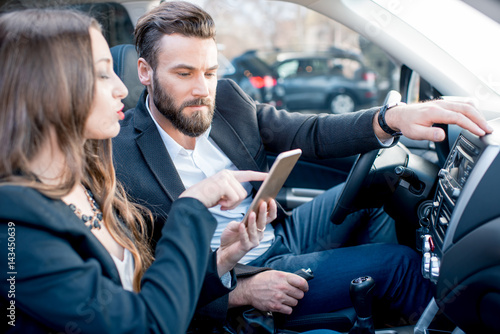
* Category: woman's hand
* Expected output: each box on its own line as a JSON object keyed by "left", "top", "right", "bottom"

{"left": 179, "top": 169, "right": 267, "bottom": 209}
{"left": 216, "top": 199, "right": 277, "bottom": 276}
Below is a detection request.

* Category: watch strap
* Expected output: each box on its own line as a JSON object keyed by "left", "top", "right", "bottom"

{"left": 378, "top": 102, "right": 402, "bottom": 137}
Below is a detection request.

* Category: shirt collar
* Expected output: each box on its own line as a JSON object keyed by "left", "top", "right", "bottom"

{"left": 145, "top": 94, "right": 212, "bottom": 159}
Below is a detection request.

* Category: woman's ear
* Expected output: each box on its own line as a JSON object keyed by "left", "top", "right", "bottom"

{"left": 137, "top": 57, "right": 153, "bottom": 86}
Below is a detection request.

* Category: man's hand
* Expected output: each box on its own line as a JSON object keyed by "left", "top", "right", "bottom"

{"left": 217, "top": 200, "right": 277, "bottom": 276}
{"left": 374, "top": 99, "right": 493, "bottom": 142}
{"left": 228, "top": 270, "right": 309, "bottom": 315}
{"left": 179, "top": 169, "right": 267, "bottom": 209}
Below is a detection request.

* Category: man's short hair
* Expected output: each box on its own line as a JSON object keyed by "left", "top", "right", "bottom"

{"left": 134, "top": 0, "right": 216, "bottom": 70}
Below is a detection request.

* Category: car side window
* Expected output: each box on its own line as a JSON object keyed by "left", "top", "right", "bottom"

{"left": 71, "top": 3, "right": 134, "bottom": 47}
{"left": 277, "top": 60, "right": 300, "bottom": 79}
{"left": 0, "top": 2, "right": 134, "bottom": 48}
{"left": 306, "top": 59, "right": 328, "bottom": 75}
{"left": 332, "top": 58, "right": 362, "bottom": 80}
{"left": 211, "top": 2, "right": 400, "bottom": 113}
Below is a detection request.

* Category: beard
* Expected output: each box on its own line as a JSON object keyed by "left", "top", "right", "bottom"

{"left": 152, "top": 74, "right": 215, "bottom": 137}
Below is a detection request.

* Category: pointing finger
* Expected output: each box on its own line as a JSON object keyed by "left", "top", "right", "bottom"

{"left": 230, "top": 170, "right": 268, "bottom": 183}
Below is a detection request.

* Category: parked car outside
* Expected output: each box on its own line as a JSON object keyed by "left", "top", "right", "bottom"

{"left": 222, "top": 50, "right": 284, "bottom": 107}
{"left": 272, "top": 49, "right": 378, "bottom": 114}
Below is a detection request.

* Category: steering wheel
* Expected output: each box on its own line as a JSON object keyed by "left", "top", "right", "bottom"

{"left": 330, "top": 90, "right": 402, "bottom": 225}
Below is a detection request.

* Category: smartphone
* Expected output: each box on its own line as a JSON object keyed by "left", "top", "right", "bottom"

{"left": 242, "top": 148, "right": 302, "bottom": 225}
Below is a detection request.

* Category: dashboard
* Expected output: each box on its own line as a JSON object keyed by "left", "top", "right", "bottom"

{"left": 419, "top": 117, "right": 500, "bottom": 332}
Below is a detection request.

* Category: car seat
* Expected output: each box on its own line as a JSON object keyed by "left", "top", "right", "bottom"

{"left": 110, "top": 44, "right": 144, "bottom": 111}
{"left": 109, "top": 43, "right": 356, "bottom": 333}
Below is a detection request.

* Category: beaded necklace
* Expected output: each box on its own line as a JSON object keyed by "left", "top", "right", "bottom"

{"left": 69, "top": 186, "right": 103, "bottom": 230}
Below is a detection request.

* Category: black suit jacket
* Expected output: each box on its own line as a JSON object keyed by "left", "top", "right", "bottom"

{"left": 112, "top": 78, "right": 384, "bottom": 326}
{"left": 0, "top": 185, "right": 228, "bottom": 334}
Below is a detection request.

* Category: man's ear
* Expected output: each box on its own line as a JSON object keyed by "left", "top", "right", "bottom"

{"left": 138, "top": 57, "right": 153, "bottom": 86}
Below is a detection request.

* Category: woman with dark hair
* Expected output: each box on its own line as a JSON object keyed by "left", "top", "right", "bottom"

{"left": 0, "top": 8, "right": 277, "bottom": 333}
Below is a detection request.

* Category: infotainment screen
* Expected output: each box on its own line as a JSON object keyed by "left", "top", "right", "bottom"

{"left": 441, "top": 135, "right": 478, "bottom": 199}
{"left": 445, "top": 144, "right": 474, "bottom": 189}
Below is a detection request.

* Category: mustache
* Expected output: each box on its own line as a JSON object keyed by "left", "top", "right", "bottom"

{"left": 181, "top": 98, "right": 213, "bottom": 108}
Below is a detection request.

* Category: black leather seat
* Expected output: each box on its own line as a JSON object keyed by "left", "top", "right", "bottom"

{"left": 109, "top": 43, "right": 356, "bottom": 333}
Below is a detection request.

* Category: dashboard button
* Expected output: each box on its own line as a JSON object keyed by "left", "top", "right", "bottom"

{"left": 430, "top": 255, "right": 440, "bottom": 283}
{"left": 428, "top": 236, "right": 435, "bottom": 252}
{"left": 439, "top": 216, "right": 449, "bottom": 226}
{"left": 422, "top": 252, "right": 431, "bottom": 279}
{"left": 438, "top": 169, "right": 448, "bottom": 179}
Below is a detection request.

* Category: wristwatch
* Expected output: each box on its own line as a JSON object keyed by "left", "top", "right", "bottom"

{"left": 377, "top": 102, "right": 402, "bottom": 137}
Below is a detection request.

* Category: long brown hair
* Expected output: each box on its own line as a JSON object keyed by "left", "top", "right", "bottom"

{"left": 0, "top": 8, "right": 152, "bottom": 292}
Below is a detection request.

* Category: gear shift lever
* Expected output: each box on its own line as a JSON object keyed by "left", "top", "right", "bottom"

{"left": 349, "top": 276, "right": 375, "bottom": 334}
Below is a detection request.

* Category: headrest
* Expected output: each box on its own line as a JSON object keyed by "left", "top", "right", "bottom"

{"left": 110, "top": 44, "right": 143, "bottom": 111}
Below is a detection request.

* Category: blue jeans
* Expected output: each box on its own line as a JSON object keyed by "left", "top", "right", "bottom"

{"left": 248, "top": 184, "right": 432, "bottom": 322}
